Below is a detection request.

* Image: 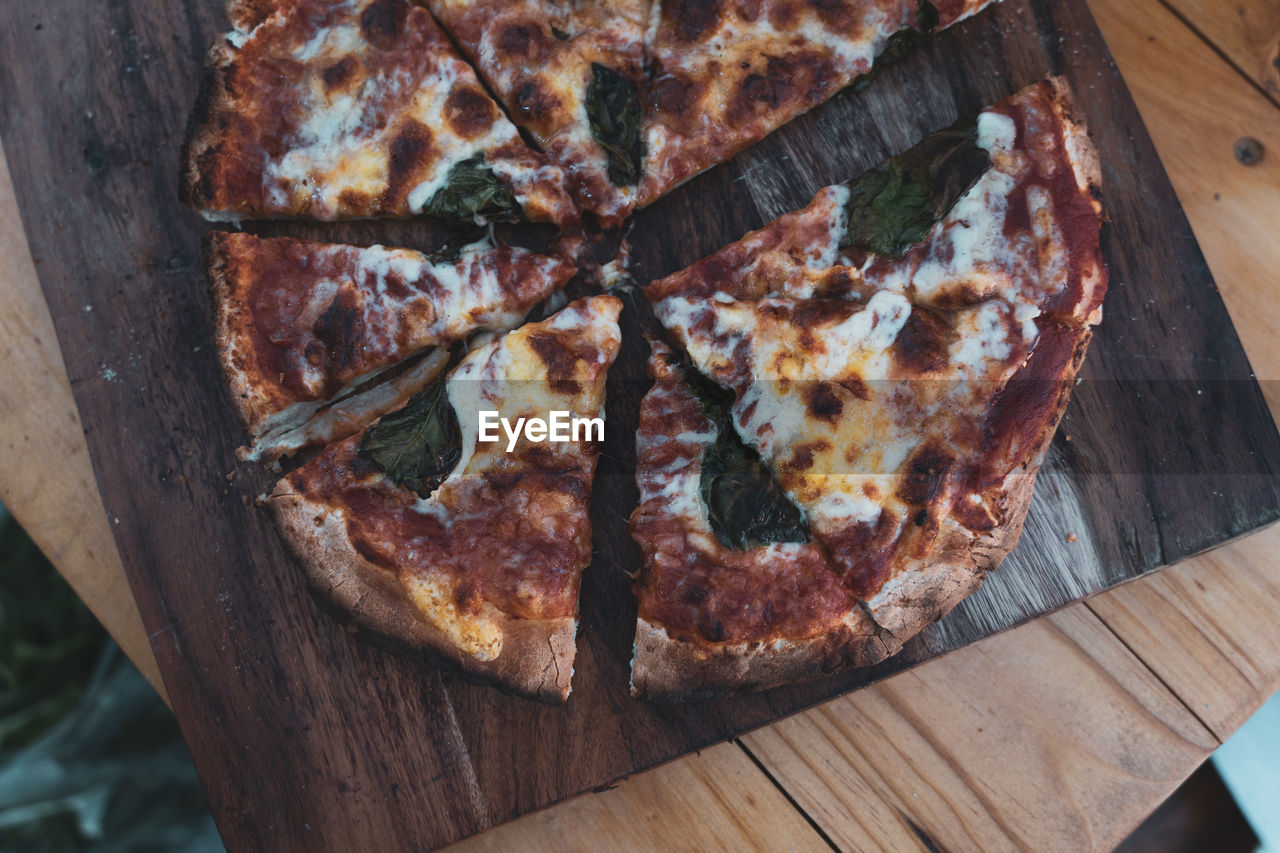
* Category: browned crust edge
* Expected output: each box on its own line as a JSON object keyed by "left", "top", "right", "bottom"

{"left": 630, "top": 618, "right": 896, "bottom": 702}
{"left": 1047, "top": 75, "right": 1103, "bottom": 198}
{"left": 205, "top": 231, "right": 264, "bottom": 436}
{"left": 266, "top": 480, "right": 576, "bottom": 703}
{"left": 179, "top": 36, "right": 238, "bottom": 214}
{"left": 866, "top": 328, "right": 1095, "bottom": 643}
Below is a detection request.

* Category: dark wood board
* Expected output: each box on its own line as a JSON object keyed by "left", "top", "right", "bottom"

{"left": 3, "top": 0, "right": 1279, "bottom": 849}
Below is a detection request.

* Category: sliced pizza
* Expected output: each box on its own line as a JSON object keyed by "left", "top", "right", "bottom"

{"left": 635, "top": 78, "right": 1106, "bottom": 697}
{"left": 640, "top": 0, "right": 997, "bottom": 206}
{"left": 182, "top": 0, "right": 578, "bottom": 225}
{"left": 629, "top": 337, "right": 892, "bottom": 699}
{"left": 209, "top": 231, "right": 576, "bottom": 461}
{"left": 269, "top": 294, "right": 622, "bottom": 701}
{"left": 423, "top": 0, "right": 650, "bottom": 227}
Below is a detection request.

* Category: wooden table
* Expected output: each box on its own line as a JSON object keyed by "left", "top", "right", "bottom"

{"left": 1, "top": 0, "right": 1277, "bottom": 848}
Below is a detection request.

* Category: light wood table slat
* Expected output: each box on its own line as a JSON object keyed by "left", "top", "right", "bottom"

{"left": 1080, "top": 0, "right": 1280, "bottom": 739}
{"left": 2, "top": 0, "right": 1278, "bottom": 848}
{"left": 1095, "top": 0, "right": 1280, "bottom": 411}
{"left": 449, "top": 742, "right": 832, "bottom": 853}
{"left": 1162, "top": 0, "right": 1280, "bottom": 99}
{"left": 740, "top": 607, "right": 1217, "bottom": 852}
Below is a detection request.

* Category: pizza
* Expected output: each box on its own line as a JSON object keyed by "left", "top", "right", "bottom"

{"left": 268, "top": 295, "right": 622, "bottom": 701}
{"left": 181, "top": 0, "right": 578, "bottom": 225}
{"left": 424, "top": 0, "right": 650, "bottom": 227}
{"left": 631, "top": 78, "right": 1106, "bottom": 698}
{"left": 639, "top": 0, "right": 998, "bottom": 206}
{"left": 208, "top": 231, "right": 576, "bottom": 461}
{"left": 179, "top": 0, "right": 1109, "bottom": 704}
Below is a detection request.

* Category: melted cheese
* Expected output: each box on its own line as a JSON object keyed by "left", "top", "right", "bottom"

{"left": 425, "top": 295, "right": 622, "bottom": 508}
{"left": 402, "top": 574, "right": 503, "bottom": 660}
{"left": 216, "top": 0, "right": 559, "bottom": 222}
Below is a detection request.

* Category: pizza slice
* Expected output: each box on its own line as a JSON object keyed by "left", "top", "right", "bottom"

{"left": 630, "top": 336, "right": 892, "bottom": 699}
{"left": 209, "top": 231, "right": 576, "bottom": 461}
{"left": 269, "top": 294, "right": 622, "bottom": 702}
{"left": 424, "top": 0, "right": 651, "bottom": 227}
{"left": 640, "top": 0, "right": 997, "bottom": 207}
{"left": 182, "top": 0, "right": 578, "bottom": 225}
{"left": 634, "top": 79, "right": 1106, "bottom": 697}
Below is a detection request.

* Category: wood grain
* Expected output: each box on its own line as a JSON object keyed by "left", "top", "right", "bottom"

{"left": 1090, "top": 528, "right": 1280, "bottom": 741}
{"left": 1163, "top": 0, "right": 1280, "bottom": 99}
{"left": 0, "top": 140, "right": 164, "bottom": 698}
{"left": 1093, "top": 0, "right": 1280, "bottom": 413}
{"left": 449, "top": 742, "right": 831, "bottom": 852}
{"left": 1082, "top": 0, "right": 1280, "bottom": 746}
{"left": 1, "top": 0, "right": 1278, "bottom": 848}
{"left": 741, "top": 607, "right": 1217, "bottom": 852}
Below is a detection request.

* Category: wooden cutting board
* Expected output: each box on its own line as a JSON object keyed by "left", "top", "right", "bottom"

{"left": 2, "top": 0, "right": 1278, "bottom": 849}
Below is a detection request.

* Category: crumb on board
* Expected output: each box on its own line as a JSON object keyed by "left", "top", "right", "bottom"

{"left": 1066, "top": 533, "right": 1079, "bottom": 543}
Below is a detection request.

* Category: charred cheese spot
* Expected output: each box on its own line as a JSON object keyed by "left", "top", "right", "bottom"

{"left": 953, "top": 491, "right": 999, "bottom": 531}
{"left": 790, "top": 297, "right": 856, "bottom": 351}
{"left": 807, "top": 0, "right": 852, "bottom": 29}
{"left": 669, "top": 0, "right": 725, "bottom": 42}
{"left": 787, "top": 439, "right": 830, "bottom": 472}
{"left": 514, "top": 79, "right": 562, "bottom": 123}
{"left": 891, "top": 306, "right": 954, "bottom": 374}
{"left": 818, "top": 267, "right": 860, "bottom": 298}
{"left": 649, "top": 74, "right": 705, "bottom": 127}
{"left": 359, "top": 0, "right": 407, "bottom": 50}
{"left": 337, "top": 188, "right": 372, "bottom": 211}
{"left": 527, "top": 331, "right": 581, "bottom": 395}
{"left": 804, "top": 382, "right": 844, "bottom": 423}
{"left": 839, "top": 376, "right": 870, "bottom": 400}
{"left": 734, "top": 0, "right": 763, "bottom": 21}
{"left": 322, "top": 56, "right": 358, "bottom": 92}
{"left": 385, "top": 120, "right": 437, "bottom": 204}
{"left": 896, "top": 442, "right": 955, "bottom": 506}
{"left": 444, "top": 86, "right": 498, "bottom": 139}
{"left": 496, "top": 23, "right": 550, "bottom": 62}
{"left": 768, "top": 0, "right": 799, "bottom": 28}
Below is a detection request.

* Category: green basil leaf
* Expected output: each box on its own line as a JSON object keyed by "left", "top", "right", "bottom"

{"left": 358, "top": 378, "right": 461, "bottom": 497}
{"left": 841, "top": 123, "right": 989, "bottom": 256}
{"left": 422, "top": 155, "right": 521, "bottom": 223}
{"left": 586, "top": 62, "right": 644, "bottom": 187}
{"left": 700, "top": 422, "right": 810, "bottom": 551}
{"left": 663, "top": 351, "right": 810, "bottom": 550}
{"left": 852, "top": 1, "right": 940, "bottom": 92}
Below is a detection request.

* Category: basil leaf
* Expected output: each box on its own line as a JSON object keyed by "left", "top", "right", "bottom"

{"left": 551, "top": 25, "right": 571, "bottom": 41}
{"left": 700, "top": 422, "right": 810, "bottom": 551}
{"left": 586, "top": 62, "right": 644, "bottom": 187}
{"left": 841, "top": 124, "right": 989, "bottom": 256}
{"left": 358, "top": 378, "right": 461, "bottom": 497}
{"left": 422, "top": 155, "right": 521, "bottom": 223}
{"left": 663, "top": 351, "right": 810, "bottom": 550}
{"left": 852, "top": 1, "right": 940, "bottom": 92}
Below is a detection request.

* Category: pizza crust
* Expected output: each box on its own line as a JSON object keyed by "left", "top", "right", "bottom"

{"left": 268, "top": 480, "right": 577, "bottom": 703}
{"left": 866, "top": 328, "right": 1093, "bottom": 642}
{"left": 630, "top": 618, "right": 894, "bottom": 702}
{"left": 179, "top": 38, "right": 238, "bottom": 217}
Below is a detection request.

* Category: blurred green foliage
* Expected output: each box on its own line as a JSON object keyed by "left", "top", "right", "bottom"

{"left": 0, "top": 509, "right": 104, "bottom": 749}
{"left": 0, "top": 508, "right": 223, "bottom": 852}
